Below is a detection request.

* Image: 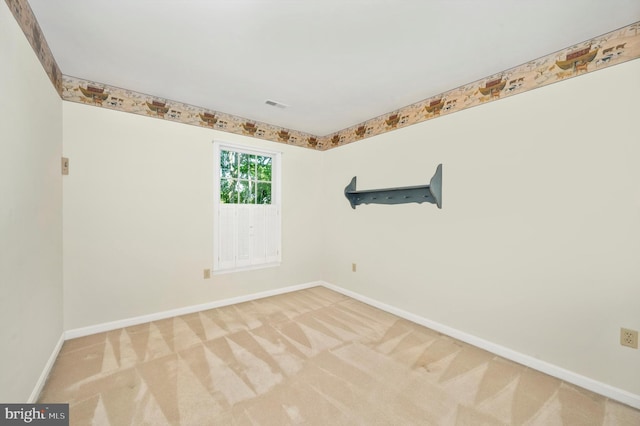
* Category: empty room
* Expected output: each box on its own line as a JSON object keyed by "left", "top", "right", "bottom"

{"left": 2, "top": 0, "right": 640, "bottom": 424}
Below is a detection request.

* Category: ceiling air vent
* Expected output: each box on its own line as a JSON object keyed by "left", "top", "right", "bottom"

{"left": 265, "top": 99, "right": 289, "bottom": 109}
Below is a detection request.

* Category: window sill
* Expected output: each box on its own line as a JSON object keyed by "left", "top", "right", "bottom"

{"left": 213, "top": 262, "right": 281, "bottom": 275}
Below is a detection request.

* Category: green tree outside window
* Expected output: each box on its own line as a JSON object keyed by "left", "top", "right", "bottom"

{"left": 220, "top": 150, "right": 272, "bottom": 204}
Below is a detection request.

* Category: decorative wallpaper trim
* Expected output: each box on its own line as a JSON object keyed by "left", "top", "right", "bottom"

{"left": 7, "top": 2, "right": 640, "bottom": 151}
{"left": 5, "top": 0, "right": 62, "bottom": 95}
{"left": 319, "top": 22, "right": 640, "bottom": 150}
{"left": 61, "top": 75, "right": 319, "bottom": 149}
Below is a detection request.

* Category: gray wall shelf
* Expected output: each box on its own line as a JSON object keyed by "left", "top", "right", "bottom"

{"left": 344, "top": 164, "right": 442, "bottom": 209}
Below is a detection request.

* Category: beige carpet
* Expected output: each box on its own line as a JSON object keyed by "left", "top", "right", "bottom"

{"left": 39, "top": 286, "right": 640, "bottom": 425}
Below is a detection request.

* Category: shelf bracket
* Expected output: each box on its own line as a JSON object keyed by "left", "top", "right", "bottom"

{"left": 344, "top": 164, "right": 442, "bottom": 209}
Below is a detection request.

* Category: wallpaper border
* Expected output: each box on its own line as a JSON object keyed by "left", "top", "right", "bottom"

{"left": 5, "top": 0, "right": 62, "bottom": 95}
{"left": 6, "top": 0, "right": 640, "bottom": 151}
{"left": 61, "top": 75, "right": 319, "bottom": 149}
{"left": 321, "top": 22, "right": 640, "bottom": 150}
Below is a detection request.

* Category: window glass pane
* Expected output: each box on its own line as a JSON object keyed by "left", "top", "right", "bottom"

{"left": 248, "top": 154, "right": 257, "bottom": 179}
{"left": 256, "top": 182, "right": 272, "bottom": 204}
{"left": 237, "top": 180, "right": 255, "bottom": 204}
{"left": 220, "top": 150, "right": 237, "bottom": 179}
{"left": 220, "top": 178, "right": 237, "bottom": 203}
{"left": 257, "top": 156, "right": 272, "bottom": 182}
{"left": 239, "top": 153, "right": 250, "bottom": 179}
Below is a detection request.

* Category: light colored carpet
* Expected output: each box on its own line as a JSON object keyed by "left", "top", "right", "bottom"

{"left": 39, "top": 286, "right": 640, "bottom": 425}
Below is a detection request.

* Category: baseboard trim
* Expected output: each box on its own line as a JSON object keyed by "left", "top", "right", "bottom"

{"left": 57, "top": 279, "right": 640, "bottom": 409}
{"left": 29, "top": 332, "right": 64, "bottom": 403}
{"left": 65, "top": 281, "right": 321, "bottom": 340}
{"left": 320, "top": 281, "right": 640, "bottom": 410}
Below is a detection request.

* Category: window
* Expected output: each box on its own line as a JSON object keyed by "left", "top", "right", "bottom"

{"left": 213, "top": 142, "right": 281, "bottom": 272}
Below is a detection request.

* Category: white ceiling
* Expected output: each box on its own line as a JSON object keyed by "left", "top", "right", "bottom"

{"left": 28, "top": 0, "right": 640, "bottom": 136}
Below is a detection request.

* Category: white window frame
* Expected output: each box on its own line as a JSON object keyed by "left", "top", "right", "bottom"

{"left": 213, "top": 141, "right": 282, "bottom": 273}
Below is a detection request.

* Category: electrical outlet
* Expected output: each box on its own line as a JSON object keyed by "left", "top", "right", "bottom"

{"left": 203, "top": 269, "right": 211, "bottom": 279}
{"left": 620, "top": 328, "right": 638, "bottom": 349}
{"left": 352, "top": 263, "right": 357, "bottom": 272}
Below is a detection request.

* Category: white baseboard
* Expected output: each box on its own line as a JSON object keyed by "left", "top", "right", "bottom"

{"left": 55, "top": 279, "right": 640, "bottom": 410}
{"left": 64, "top": 281, "right": 321, "bottom": 340}
{"left": 29, "top": 332, "right": 64, "bottom": 403}
{"left": 320, "top": 281, "right": 640, "bottom": 410}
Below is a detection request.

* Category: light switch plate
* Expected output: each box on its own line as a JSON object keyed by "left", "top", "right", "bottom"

{"left": 61, "top": 157, "right": 69, "bottom": 175}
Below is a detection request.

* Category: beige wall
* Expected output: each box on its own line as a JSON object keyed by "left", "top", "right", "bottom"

{"left": 62, "top": 103, "right": 324, "bottom": 330}
{"left": 0, "top": 2, "right": 63, "bottom": 402}
{"left": 321, "top": 59, "right": 640, "bottom": 395}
